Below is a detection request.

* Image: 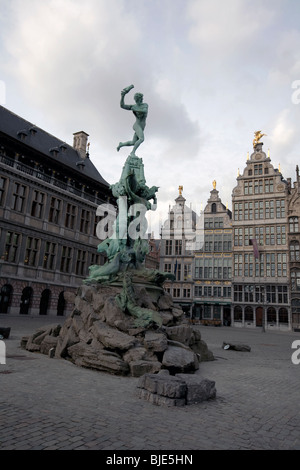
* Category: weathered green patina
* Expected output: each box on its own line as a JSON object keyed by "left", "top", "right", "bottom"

{"left": 85, "top": 86, "right": 174, "bottom": 327}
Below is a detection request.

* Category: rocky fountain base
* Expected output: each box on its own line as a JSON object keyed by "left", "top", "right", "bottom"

{"left": 22, "top": 277, "right": 214, "bottom": 379}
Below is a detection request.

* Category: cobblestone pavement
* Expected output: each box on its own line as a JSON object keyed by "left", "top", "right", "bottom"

{"left": 0, "top": 315, "right": 299, "bottom": 451}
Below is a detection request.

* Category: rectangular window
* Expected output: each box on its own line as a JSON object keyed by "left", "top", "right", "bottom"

{"left": 0, "top": 176, "right": 7, "bottom": 206}
{"left": 276, "top": 226, "right": 286, "bottom": 245}
{"left": 76, "top": 250, "right": 87, "bottom": 276}
{"left": 43, "top": 242, "right": 57, "bottom": 270}
{"left": 184, "top": 264, "right": 192, "bottom": 280}
{"left": 164, "top": 263, "right": 172, "bottom": 273}
{"left": 223, "top": 233, "right": 232, "bottom": 251}
{"left": 223, "top": 257, "right": 232, "bottom": 279}
{"left": 175, "top": 239, "right": 182, "bottom": 255}
{"left": 204, "top": 258, "right": 213, "bottom": 278}
{"left": 49, "top": 197, "right": 62, "bottom": 224}
{"left": 194, "top": 285, "right": 202, "bottom": 297}
{"left": 234, "top": 203, "right": 243, "bottom": 221}
{"left": 266, "top": 253, "right": 276, "bottom": 277}
{"left": 244, "top": 227, "right": 253, "bottom": 246}
{"left": 204, "top": 218, "right": 213, "bottom": 229}
{"left": 31, "top": 190, "right": 45, "bottom": 218}
{"left": 234, "top": 254, "right": 243, "bottom": 277}
{"left": 80, "top": 209, "right": 91, "bottom": 234}
{"left": 214, "top": 217, "right": 223, "bottom": 228}
{"left": 223, "top": 286, "right": 231, "bottom": 298}
{"left": 183, "top": 288, "right": 191, "bottom": 298}
{"left": 165, "top": 240, "right": 173, "bottom": 255}
{"left": 11, "top": 182, "right": 27, "bottom": 212}
{"left": 234, "top": 285, "right": 243, "bottom": 302}
{"left": 276, "top": 200, "right": 285, "bottom": 218}
{"left": 277, "top": 253, "right": 287, "bottom": 277}
{"left": 265, "top": 200, "right": 274, "bottom": 219}
{"left": 255, "top": 226, "right": 264, "bottom": 246}
{"left": 266, "top": 285, "right": 276, "bottom": 303}
{"left": 65, "top": 203, "right": 77, "bottom": 229}
{"left": 194, "top": 258, "right": 200, "bottom": 278}
{"left": 91, "top": 253, "right": 101, "bottom": 266}
{"left": 60, "top": 246, "right": 73, "bottom": 273}
{"left": 3, "top": 231, "right": 20, "bottom": 263}
{"left": 244, "top": 284, "right": 254, "bottom": 302}
{"left": 244, "top": 202, "right": 253, "bottom": 220}
{"left": 234, "top": 228, "right": 243, "bottom": 246}
{"left": 214, "top": 234, "right": 222, "bottom": 252}
{"left": 205, "top": 235, "right": 213, "bottom": 252}
{"left": 204, "top": 286, "right": 212, "bottom": 297}
{"left": 254, "top": 164, "right": 263, "bottom": 175}
{"left": 265, "top": 178, "right": 274, "bottom": 193}
{"left": 173, "top": 288, "right": 180, "bottom": 298}
{"left": 175, "top": 262, "right": 181, "bottom": 281}
{"left": 244, "top": 181, "right": 253, "bottom": 195}
{"left": 213, "top": 286, "right": 221, "bottom": 297}
{"left": 24, "top": 237, "right": 40, "bottom": 266}
{"left": 278, "top": 285, "right": 288, "bottom": 303}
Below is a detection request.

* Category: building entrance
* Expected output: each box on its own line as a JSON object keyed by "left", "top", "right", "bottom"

{"left": 256, "top": 307, "right": 263, "bottom": 327}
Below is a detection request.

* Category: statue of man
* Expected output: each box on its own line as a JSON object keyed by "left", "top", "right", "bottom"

{"left": 117, "top": 85, "right": 148, "bottom": 157}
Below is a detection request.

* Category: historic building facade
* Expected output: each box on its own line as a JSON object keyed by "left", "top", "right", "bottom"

{"left": 287, "top": 166, "right": 300, "bottom": 330}
{"left": 0, "top": 105, "right": 112, "bottom": 316}
{"left": 159, "top": 187, "right": 197, "bottom": 316}
{"left": 193, "top": 182, "right": 232, "bottom": 325}
{"left": 231, "top": 140, "right": 291, "bottom": 330}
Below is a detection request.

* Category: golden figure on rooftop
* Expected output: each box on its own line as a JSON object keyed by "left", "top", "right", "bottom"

{"left": 212, "top": 180, "right": 217, "bottom": 189}
{"left": 253, "top": 130, "right": 267, "bottom": 148}
{"left": 178, "top": 185, "right": 183, "bottom": 196}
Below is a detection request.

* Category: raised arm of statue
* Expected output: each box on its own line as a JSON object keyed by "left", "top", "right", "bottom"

{"left": 117, "top": 85, "right": 148, "bottom": 157}
{"left": 120, "top": 85, "right": 134, "bottom": 110}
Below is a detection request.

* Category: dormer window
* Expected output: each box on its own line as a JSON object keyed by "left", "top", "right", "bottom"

{"left": 49, "top": 147, "right": 60, "bottom": 156}
{"left": 76, "top": 161, "right": 85, "bottom": 170}
{"left": 29, "top": 127, "right": 37, "bottom": 136}
{"left": 17, "top": 130, "right": 28, "bottom": 140}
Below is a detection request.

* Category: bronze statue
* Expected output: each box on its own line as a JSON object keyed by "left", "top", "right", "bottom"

{"left": 117, "top": 85, "right": 148, "bottom": 157}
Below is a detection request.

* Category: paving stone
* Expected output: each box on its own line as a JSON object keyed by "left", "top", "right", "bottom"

{"left": 1, "top": 316, "right": 300, "bottom": 450}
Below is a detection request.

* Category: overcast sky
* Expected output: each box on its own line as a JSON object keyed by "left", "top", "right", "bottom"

{"left": 1, "top": 0, "right": 300, "bottom": 236}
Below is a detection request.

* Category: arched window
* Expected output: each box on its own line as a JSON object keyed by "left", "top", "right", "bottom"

{"left": 20, "top": 286, "right": 33, "bottom": 315}
{"left": 267, "top": 307, "right": 276, "bottom": 323}
{"left": 234, "top": 306, "right": 242, "bottom": 322}
{"left": 279, "top": 308, "right": 288, "bottom": 324}
{"left": 211, "top": 203, "right": 217, "bottom": 213}
{"left": 39, "top": 289, "right": 51, "bottom": 315}
{"left": 0, "top": 284, "right": 13, "bottom": 314}
{"left": 57, "top": 291, "right": 65, "bottom": 316}
{"left": 244, "top": 306, "right": 253, "bottom": 321}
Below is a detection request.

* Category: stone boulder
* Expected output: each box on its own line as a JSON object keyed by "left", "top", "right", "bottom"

{"left": 137, "top": 371, "right": 216, "bottom": 406}
{"left": 162, "top": 345, "right": 199, "bottom": 374}
{"left": 176, "top": 374, "right": 216, "bottom": 404}
{"left": 21, "top": 282, "right": 214, "bottom": 377}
